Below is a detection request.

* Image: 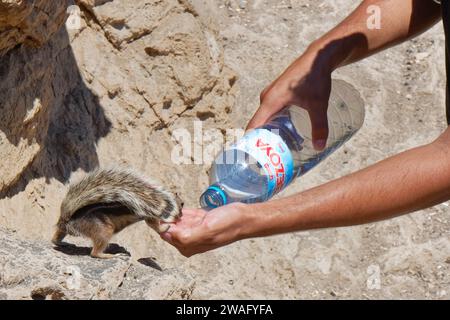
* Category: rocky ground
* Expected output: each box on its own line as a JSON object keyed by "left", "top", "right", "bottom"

{"left": 0, "top": 0, "right": 449, "bottom": 299}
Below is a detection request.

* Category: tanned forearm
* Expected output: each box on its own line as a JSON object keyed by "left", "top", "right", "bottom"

{"left": 307, "top": 0, "right": 442, "bottom": 71}
{"left": 243, "top": 128, "right": 450, "bottom": 238}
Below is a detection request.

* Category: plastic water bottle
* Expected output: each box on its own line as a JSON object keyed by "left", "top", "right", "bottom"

{"left": 199, "top": 79, "right": 365, "bottom": 209}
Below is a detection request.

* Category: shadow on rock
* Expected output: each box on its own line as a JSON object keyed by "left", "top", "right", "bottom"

{"left": 137, "top": 257, "right": 163, "bottom": 271}
{"left": 53, "top": 242, "right": 129, "bottom": 257}
{"left": 0, "top": 26, "right": 111, "bottom": 198}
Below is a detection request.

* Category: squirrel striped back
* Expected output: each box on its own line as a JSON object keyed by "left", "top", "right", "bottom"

{"left": 58, "top": 167, "right": 181, "bottom": 225}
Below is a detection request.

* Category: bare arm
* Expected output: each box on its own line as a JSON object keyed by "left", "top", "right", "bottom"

{"left": 244, "top": 129, "right": 450, "bottom": 237}
{"left": 162, "top": 128, "right": 450, "bottom": 257}
{"left": 310, "top": 0, "right": 442, "bottom": 69}
{"left": 246, "top": 0, "right": 442, "bottom": 148}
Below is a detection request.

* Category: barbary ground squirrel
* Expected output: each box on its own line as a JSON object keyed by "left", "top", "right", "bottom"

{"left": 52, "top": 167, "right": 182, "bottom": 259}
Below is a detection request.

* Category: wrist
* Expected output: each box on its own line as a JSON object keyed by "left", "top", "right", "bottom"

{"left": 236, "top": 202, "right": 278, "bottom": 240}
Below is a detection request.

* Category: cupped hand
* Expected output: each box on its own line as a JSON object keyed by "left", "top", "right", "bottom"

{"left": 160, "top": 203, "right": 249, "bottom": 257}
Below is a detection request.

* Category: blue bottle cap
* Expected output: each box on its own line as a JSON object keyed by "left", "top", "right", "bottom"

{"left": 200, "top": 185, "right": 228, "bottom": 209}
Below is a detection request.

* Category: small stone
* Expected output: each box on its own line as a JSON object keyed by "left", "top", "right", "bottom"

{"left": 415, "top": 52, "right": 430, "bottom": 61}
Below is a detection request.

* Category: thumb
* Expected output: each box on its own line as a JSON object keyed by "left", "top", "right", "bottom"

{"left": 246, "top": 100, "right": 286, "bottom": 131}
{"left": 308, "top": 106, "right": 329, "bottom": 150}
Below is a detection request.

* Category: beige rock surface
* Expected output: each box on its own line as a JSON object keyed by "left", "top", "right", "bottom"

{"left": 1, "top": 0, "right": 450, "bottom": 299}
{"left": 0, "top": 0, "right": 67, "bottom": 56}
{"left": 0, "top": 227, "right": 195, "bottom": 299}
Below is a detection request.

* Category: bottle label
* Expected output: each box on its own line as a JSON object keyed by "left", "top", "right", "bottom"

{"left": 233, "top": 128, "right": 294, "bottom": 198}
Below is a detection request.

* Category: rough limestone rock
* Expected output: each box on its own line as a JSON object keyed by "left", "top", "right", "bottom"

{"left": 1, "top": 0, "right": 450, "bottom": 300}
{"left": 0, "top": 0, "right": 236, "bottom": 300}
{"left": 0, "top": 228, "right": 194, "bottom": 299}
{"left": 0, "top": 0, "right": 68, "bottom": 56}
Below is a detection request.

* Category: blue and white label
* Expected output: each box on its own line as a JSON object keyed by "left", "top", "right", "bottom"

{"left": 233, "top": 129, "right": 294, "bottom": 197}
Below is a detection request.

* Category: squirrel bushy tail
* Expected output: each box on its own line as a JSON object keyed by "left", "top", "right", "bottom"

{"left": 59, "top": 167, "right": 180, "bottom": 224}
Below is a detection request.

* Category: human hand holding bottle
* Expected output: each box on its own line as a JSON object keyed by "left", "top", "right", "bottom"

{"left": 246, "top": 47, "right": 333, "bottom": 150}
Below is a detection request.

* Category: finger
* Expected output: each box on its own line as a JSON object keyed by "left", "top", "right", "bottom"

{"left": 259, "top": 86, "right": 271, "bottom": 103}
{"left": 160, "top": 224, "right": 188, "bottom": 247}
{"left": 246, "top": 100, "right": 285, "bottom": 131}
{"left": 162, "top": 224, "right": 192, "bottom": 246}
{"left": 164, "top": 222, "right": 180, "bottom": 234}
{"left": 308, "top": 106, "right": 329, "bottom": 150}
{"left": 160, "top": 231, "right": 173, "bottom": 243}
